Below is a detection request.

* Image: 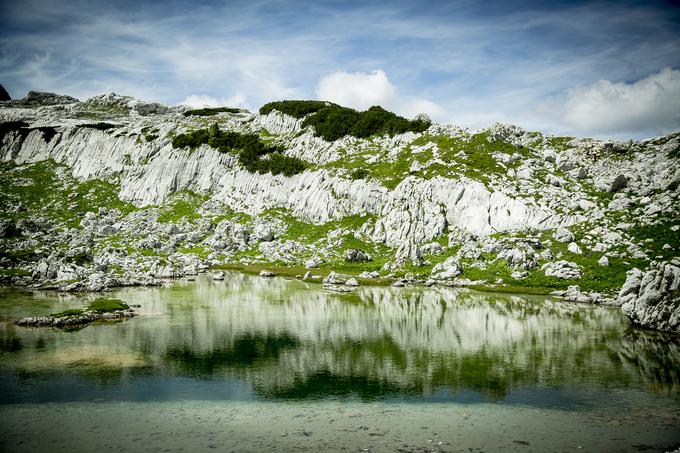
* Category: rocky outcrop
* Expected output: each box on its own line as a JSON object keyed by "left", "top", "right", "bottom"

{"left": 542, "top": 260, "right": 582, "bottom": 279}
{"left": 619, "top": 262, "right": 680, "bottom": 334}
{"left": 2, "top": 91, "right": 78, "bottom": 107}
{"left": 0, "top": 84, "right": 10, "bottom": 101}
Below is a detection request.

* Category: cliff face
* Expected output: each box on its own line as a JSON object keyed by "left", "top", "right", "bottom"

{"left": 0, "top": 92, "right": 679, "bottom": 331}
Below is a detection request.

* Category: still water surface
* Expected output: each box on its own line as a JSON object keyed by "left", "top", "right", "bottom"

{"left": 1, "top": 273, "right": 679, "bottom": 452}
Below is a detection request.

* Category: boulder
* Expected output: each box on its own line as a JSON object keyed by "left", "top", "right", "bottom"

{"left": 567, "top": 242, "right": 582, "bottom": 255}
{"left": 595, "top": 174, "right": 628, "bottom": 192}
{"left": 542, "top": 260, "right": 582, "bottom": 279}
{"left": 259, "top": 270, "right": 276, "bottom": 278}
{"left": 619, "top": 263, "right": 680, "bottom": 334}
{"left": 431, "top": 257, "right": 462, "bottom": 280}
{"left": 344, "top": 249, "right": 371, "bottom": 263}
{"left": 498, "top": 247, "right": 537, "bottom": 270}
{"left": 359, "top": 271, "right": 380, "bottom": 279}
{"left": 553, "top": 228, "right": 575, "bottom": 243}
{"left": 598, "top": 256, "right": 609, "bottom": 267}
{"left": 305, "top": 256, "right": 323, "bottom": 269}
{"left": 345, "top": 278, "right": 360, "bottom": 287}
{"left": 323, "top": 271, "right": 345, "bottom": 285}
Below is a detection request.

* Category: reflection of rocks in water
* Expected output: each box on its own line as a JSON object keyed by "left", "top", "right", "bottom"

{"left": 165, "top": 333, "right": 300, "bottom": 376}
{"left": 618, "top": 329, "right": 680, "bottom": 394}
{"left": 4, "top": 273, "right": 679, "bottom": 401}
{"left": 254, "top": 369, "right": 421, "bottom": 401}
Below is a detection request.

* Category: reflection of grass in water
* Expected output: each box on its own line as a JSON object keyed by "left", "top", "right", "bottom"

{"left": 17, "top": 346, "right": 147, "bottom": 372}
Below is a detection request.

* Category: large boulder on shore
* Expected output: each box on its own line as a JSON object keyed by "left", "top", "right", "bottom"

{"left": 619, "top": 262, "right": 680, "bottom": 334}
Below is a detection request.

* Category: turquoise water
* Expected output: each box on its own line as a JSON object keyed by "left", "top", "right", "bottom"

{"left": 1, "top": 273, "right": 679, "bottom": 452}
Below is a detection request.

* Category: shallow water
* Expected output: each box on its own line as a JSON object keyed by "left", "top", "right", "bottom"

{"left": 0, "top": 273, "right": 679, "bottom": 452}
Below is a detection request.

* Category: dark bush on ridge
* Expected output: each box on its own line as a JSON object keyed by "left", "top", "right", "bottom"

{"left": 172, "top": 123, "right": 307, "bottom": 176}
{"left": 350, "top": 169, "right": 369, "bottom": 180}
{"left": 183, "top": 107, "right": 242, "bottom": 117}
{"left": 259, "top": 100, "right": 431, "bottom": 141}
{"left": 302, "top": 105, "right": 431, "bottom": 141}
{"left": 78, "top": 122, "right": 118, "bottom": 131}
{"left": 259, "top": 100, "right": 331, "bottom": 118}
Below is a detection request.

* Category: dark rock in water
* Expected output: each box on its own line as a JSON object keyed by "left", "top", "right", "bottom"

{"left": 0, "top": 84, "right": 10, "bottom": 101}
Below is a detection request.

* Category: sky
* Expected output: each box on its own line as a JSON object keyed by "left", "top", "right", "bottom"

{"left": 1, "top": 0, "right": 679, "bottom": 139}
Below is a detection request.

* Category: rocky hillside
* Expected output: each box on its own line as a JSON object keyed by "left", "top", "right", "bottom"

{"left": 1, "top": 92, "right": 679, "bottom": 332}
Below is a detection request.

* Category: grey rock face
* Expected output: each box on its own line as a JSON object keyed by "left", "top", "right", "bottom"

{"left": 619, "top": 262, "right": 680, "bottom": 334}
{"left": 6, "top": 91, "right": 79, "bottom": 107}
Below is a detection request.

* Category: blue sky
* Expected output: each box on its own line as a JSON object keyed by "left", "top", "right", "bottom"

{"left": 1, "top": 0, "right": 679, "bottom": 138}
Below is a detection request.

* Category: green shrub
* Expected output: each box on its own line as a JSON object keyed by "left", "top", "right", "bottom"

{"left": 183, "top": 107, "right": 242, "bottom": 117}
{"left": 78, "top": 122, "right": 117, "bottom": 131}
{"left": 259, "top": 100, "right": 330, "bottom": 118}
{"left": 172, "top": 123, "right": 307, "bottom": 176}
{"left": 350, "top": 169, "right": 369, "bottom": 180}
{"left": 301, "top": 104, "right": 431, "bottom": 141}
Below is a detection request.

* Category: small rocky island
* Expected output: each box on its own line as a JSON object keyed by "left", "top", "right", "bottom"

{"left": 15, "top": 297, "right": 137, "bottom": 328}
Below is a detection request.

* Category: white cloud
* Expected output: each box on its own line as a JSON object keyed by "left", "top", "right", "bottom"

{"left": 542, "top": 67, "right": 680, "bottom": 137}
{"left": 316, "top": 69, "right": 395, "bottom": 111}
{"left": 178, "top": 93, "right": 247, "bottom": 108}
{"left": 315, "top": 69, "right": 446, "bottom": 120}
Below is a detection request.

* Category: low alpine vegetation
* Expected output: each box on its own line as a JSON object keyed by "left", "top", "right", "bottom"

{"left": 302, "top": 105, "right": 431, "bottom": 141}
{"left": 259, "top": 101, "right": 431, "bottom": 141}
{"left": 78, "top": 122, "right": 118, "bottom": 131}
{"left": 259, "top": 100, "right": 330, "bottom": 118}
{"left": 172, "top": 123, "right": 307, "bottom": 176}
{"left": 183, "top": 107, "right": 243, "bottom": 117}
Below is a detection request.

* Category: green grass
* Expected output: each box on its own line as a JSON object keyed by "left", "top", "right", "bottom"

{"left": 0, "top": 160, "right": 136, "bottom": 228}
{"left": 50, "top": 298, "right": 129, "bottom": 318}
{"left": 51, "top": 308, "right": 85, "bottom": 317}
{"left": 320, "top": 130, "right": 534, "bottom": 189}
{"left": 156, "top": 191, "right": 208, "bottom": 223}
{"left": 87, "top": 298, "right": 129, "bottom": 312}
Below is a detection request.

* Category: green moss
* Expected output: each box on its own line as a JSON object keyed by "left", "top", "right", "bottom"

{"left": 87, "top": 298, "right": 129, "bottom": 312}
{"left": 51, "top": 308, "right": 84, "bottom": 317}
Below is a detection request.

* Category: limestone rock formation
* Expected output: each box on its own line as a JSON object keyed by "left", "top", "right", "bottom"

{"left": 619, "top": 262, "right": 680, "bottom": 334}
